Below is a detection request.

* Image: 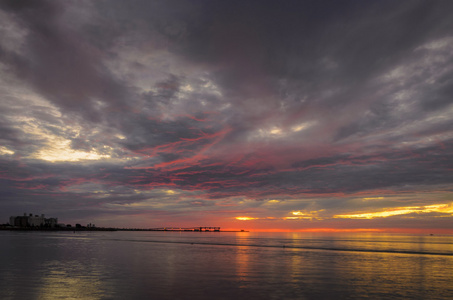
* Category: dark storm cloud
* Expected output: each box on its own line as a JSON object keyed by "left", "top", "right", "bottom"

{"left": 0, "top": 0, "right": 131, "bottom": 122}
{"left": 160, "top": 0, "right": 453, "bottom": 99}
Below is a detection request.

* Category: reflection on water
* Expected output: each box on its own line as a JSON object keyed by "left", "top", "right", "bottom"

{"left": 235, "top": 246, "right": 251, "bottom": 287}
{"left": 38, "top": 260, "right": 104, "bottom": 299}
{"left": 0, "top": 231, "right": 452, "bottom": 299}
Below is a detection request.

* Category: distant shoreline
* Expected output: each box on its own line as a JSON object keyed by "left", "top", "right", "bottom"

{"left": 0, "top": 227, "right": 248, "bottom": 232}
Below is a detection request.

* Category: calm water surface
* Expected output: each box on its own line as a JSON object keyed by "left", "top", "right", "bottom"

{"left": 1, "top": 231, "right": 452, "bottom": 299}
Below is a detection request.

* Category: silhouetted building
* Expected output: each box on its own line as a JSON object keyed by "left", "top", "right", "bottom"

{"left": 9, "top": 213, "right": 58, "bottom": 228}
{"left": 28, "top": 214, "right": 45, "bottom": 227}
{"left": 45, "top": 218, "right": 58, "bottom": 227}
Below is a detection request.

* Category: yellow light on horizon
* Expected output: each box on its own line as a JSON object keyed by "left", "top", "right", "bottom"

{"left": 289, "top": 210, "right": 325, "bottom": 221}
{"left": 235, "top": 217, "right": 257, "bottom": 221}
{"left": 363, "top": 197, "right": 385, "bottom": 200}
{"left": 292, "top": 211, "right": 305, "bottom": 216}
{"left": 284, "top": 217, "right": 299, "bottom": 220}
{"left": 334, "top": 203, "right": 453, "bottom": 219}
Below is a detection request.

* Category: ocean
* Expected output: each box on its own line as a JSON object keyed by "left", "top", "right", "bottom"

{"left": 1, "top": 231, "right": 452, "bottom": 299}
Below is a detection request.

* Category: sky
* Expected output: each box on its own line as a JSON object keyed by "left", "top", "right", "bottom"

{"left": 1, "top": 0, "right": 453, "bottom": 232}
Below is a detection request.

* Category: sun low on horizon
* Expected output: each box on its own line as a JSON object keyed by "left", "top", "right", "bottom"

{"left": 1, "top": 0, "right": 453, "bottom": 234}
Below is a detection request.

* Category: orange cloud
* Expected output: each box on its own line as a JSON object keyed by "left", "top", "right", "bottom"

{"left": 334, "top": 203, "right": 453, "bottom": 219}
{"left": 287, "top": 210, "right": 325, "bottom": 220}
{"left": 235, "top": 216, "right": 258, "bottom": 221}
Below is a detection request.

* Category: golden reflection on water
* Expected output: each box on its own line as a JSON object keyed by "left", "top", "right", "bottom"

{"left": 232, "top": 232, "right": 453, "bottom": 298}
{"left": 339, "top": 251, "right": 453, "bottom": 297}
{"left": 287, "top": 232, "right": 453, "bottom": 298}
{"left": 235, "top": 245, "right": 252, "bottom": 287}
{"left": 37, "top": 261, "right": 105, "bottom": 300}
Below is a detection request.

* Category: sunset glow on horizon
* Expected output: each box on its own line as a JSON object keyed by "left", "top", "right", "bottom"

{"left": 334, "top": 203, "right": 453, "bottom": 219}
{"left": 1, "top": 1, "right": 453, "bottom": 234}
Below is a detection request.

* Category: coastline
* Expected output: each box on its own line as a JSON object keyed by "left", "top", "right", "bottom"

{"left": 0, "top": 227, "right": 248, "bottom": 232}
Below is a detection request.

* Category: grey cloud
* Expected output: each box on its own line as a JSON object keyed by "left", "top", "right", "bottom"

{"left": 0, "top": 0, "right": 131, "bottom": 123}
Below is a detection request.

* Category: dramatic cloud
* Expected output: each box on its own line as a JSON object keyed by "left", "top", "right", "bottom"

{"left": 1, "top": 0, "right": 453, "bottom": 231}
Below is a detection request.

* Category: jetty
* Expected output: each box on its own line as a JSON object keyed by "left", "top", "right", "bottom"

{"left": 118, "top": 227, "right": 247, "bottom": 232}
{"left": 147, "top": 227, "right": 220, "bottom": 232}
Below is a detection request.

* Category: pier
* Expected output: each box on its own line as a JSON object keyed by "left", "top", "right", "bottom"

{"left": 121, "top": 226, "right": 223, "bottom": 232}
{"left": 159, "top": 227, "right": 220, "bottom": 232}
{"left": 117, "top": 227, "right": 248, "bottom": 232}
